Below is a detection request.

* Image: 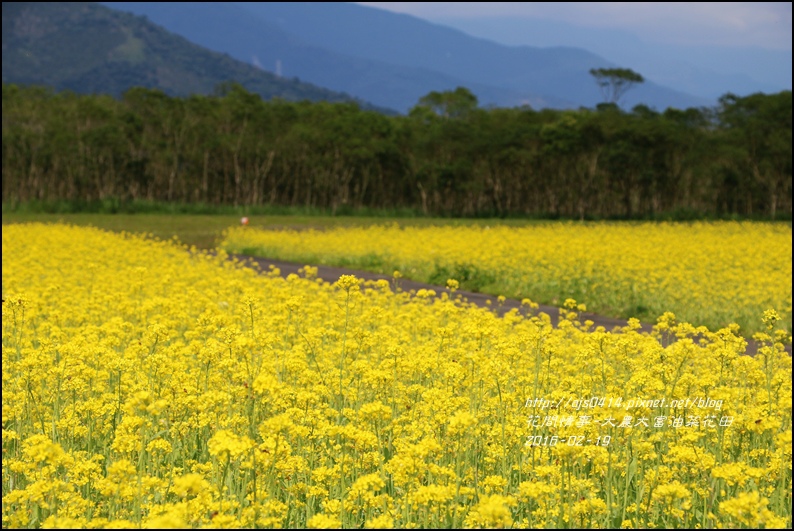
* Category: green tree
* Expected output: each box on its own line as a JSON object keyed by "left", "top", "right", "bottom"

{"left": 717, "top": 91, "right": 792, "bottom": 219}
{"left": 589, "top": 68, "right": 645, "bottom": 106}
{"left": 411, "top": 87, "right": 478, "bottom": 119}
{"left": 3, "top": 82, "right": 790, "bottom": 220}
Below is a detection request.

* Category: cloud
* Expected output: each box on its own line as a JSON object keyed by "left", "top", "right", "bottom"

{"left": 357, "top": 2, "right": 792, "bottom": 50}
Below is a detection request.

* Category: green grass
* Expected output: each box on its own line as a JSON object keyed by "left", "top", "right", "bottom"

{"left": 2, "top": 213, "right": 240, "bottom": 250}
{"left": 2, "top": 198, "right": 425, "bottom": 217}
{"left": 5, "top": 198, "right": 788, "bottom": 221}
{"left": 1, "top": 212, "right": 552, "bottom": 250}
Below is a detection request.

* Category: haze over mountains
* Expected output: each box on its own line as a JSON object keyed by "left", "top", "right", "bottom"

{"left": 104, "top": 1, "right": 713, "bottom": 112}
{"left": 2, "top": 2, "right": 379, "bottom": 109}
{"left": 5, "top": 2, "right": 786, "bottom": 113}
{"left": 432, "top": 14, "right": 792, "bottom": 100}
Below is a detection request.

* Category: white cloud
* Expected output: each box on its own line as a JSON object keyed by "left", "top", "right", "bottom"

{"left": 357, "top": 2, "right": 792, "bottom": 50}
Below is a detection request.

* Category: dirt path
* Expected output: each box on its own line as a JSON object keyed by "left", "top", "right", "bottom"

{"left": 228, "top": 253, "right": 789, "bottom": 357}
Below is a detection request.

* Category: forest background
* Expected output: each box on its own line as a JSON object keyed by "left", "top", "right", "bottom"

{"left": 2, "top": 83, "right": 791, "bottom": 220}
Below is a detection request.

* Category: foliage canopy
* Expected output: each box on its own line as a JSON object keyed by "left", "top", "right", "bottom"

{"left": 2, "top": 84, "right": 791, "bottom": 220}
{"left": 589, "top": 68, "right": 646, "bottom": 105}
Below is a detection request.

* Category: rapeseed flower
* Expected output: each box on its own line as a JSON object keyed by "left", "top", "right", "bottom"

{"left": 2, "top": 223, "right": 791, "bottom": 529}
{"left": 222, "top": 221, "right": 792, "bottom": 335}
{"left": 464, "top": 494, "right": 516, "bottom": 528}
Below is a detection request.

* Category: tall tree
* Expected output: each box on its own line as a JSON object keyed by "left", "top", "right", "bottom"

{"left": 718, "top": 91, "right": 792, "bottom": 219}
{"left": 411, "top": 87, "right": 478, "bottom": 120}
{"left": 589, "top": 68, "right": 645, "bottom": 106}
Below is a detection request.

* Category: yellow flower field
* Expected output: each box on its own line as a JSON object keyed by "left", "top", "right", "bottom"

{"left": 2, "top": 223, "right": 792, "bottom": 529}
{"left": 221, "top": 221, "right": 793, "bottom": 336}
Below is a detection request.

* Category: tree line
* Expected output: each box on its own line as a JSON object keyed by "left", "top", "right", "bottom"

{"left": 2, "top": 83, "right": 791, "bottom": 219}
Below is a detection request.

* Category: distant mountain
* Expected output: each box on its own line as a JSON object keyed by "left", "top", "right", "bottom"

{"left": 236, "top": 2, "right": 710, "bottom": 110}
{"left": 1, "top": 2, "right": 384, "bottom": 110}
{"left": 432, "top": 15, "right": 792, "bottom": 100}
{"left": 103, "top": 2, "right": 708, "bottom": 112}
{"left": 101, "top": 1, "right": 567, "bottom": 112}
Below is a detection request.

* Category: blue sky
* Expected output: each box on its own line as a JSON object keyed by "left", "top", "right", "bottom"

{"left": 358, "top": 2, "right": 792, "bottom": 50}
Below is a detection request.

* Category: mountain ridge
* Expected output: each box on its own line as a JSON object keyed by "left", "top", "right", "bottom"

{"left": 234, "top": 1, "right": 709, "bottom": 110}
{"left": 432, "top": 14, "right": 792, "bottom": 99}
{"left": 2, "top": 2, "right": 389, "bottom": 111}
{"left": 105, "top": 1, "right": 708, "bottom": 112}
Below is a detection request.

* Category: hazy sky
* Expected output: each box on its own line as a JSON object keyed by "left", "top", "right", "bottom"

{"left": 357, "top": 2, "right": 793, "bottom": 50}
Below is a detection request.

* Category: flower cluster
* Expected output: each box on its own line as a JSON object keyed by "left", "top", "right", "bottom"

{"left": 222, "top": 221, "right": 792, "bottom": 335}
{"left": 2, "top": 223, "right": 791, "bottom": 528}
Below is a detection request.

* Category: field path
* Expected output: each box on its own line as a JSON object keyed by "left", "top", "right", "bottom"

{"left": 229, "top": 253, "right": 789, "bottom": 357}
{"left": 229, "top": 253, "right": 640, "bottom": 330}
